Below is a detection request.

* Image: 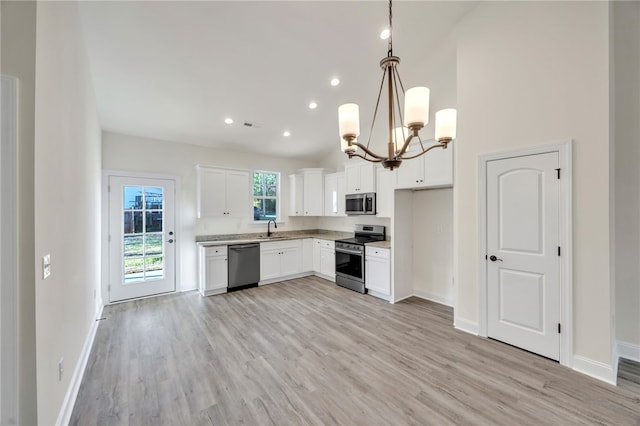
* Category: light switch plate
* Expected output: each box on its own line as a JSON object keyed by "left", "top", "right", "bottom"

{"left": 43, "top": 254, "right": 51, "bottom": 279}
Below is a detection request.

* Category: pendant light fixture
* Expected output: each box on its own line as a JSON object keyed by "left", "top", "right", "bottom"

{"left": 338, "top": 0, "right": 457, "bottom": 170}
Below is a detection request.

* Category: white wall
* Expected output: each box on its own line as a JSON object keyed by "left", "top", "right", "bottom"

{"left": 412, "top": 188, "right": 454, "bottom": 306}
{"left": 613, "top": 1, "right": 640, "bottom": 348}
{"left": 0, "top": 2, "right": 38, "bottom": 424}
{"left": 102, "top": 132, "right": 319, "bottom": 291}
{"left": 33, "top": 2, "right": 103, "bottom": 424}
{"left": 455, "top": 2, "right": 612, "bottom": 366}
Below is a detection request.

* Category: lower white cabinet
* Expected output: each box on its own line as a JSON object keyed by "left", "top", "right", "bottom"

{"left": 260, "top": 239, "right": 302, "bottom": 282}
{"left": 199, "top": 246, "right": 228, "bottom": 296}
{"left": 365, "top": 246, "right": 390, "bottom": 299}
{"left": 313, "top": 238, "right": 335, "bottom": 280}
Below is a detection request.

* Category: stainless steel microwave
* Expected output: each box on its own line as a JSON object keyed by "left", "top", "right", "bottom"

{"left": 345, "top": 193, "right": 376, "bottom": 215}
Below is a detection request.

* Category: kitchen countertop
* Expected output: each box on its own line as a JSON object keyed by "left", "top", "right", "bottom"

{"left": 196, "top": 229, "right": 353, "bottom": 247}
{"left": 365, "top": 240, "right": 392, "bottom": 249}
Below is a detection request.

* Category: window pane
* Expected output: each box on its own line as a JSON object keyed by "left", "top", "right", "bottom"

{"left": 124, "top": 186, "right": 143, "bottom": 210}
{"left": 124, "top": 235, "right": 143, "bottom": 257}
{"left": 145, "top": 234, "right": 163, "bottom": 255}
{"left": 124, "top": 258, "right": 144, "bottom": 283}
{"left": 264, "top": 173, "right": 277, "bottom": 196}
{"left": 254, "top": 198, "right": 277, "bottom": 221}
{"left": 253, "top": 173, "right": 264, "bottom": 196}
{"left": 145, "top": 187, "right": 163, "bottom": 209}
{"left": 146, "top": 211, "right": 163, "bottom": 232}
{"left": 124, "top": 211, "right": 143, "bottom": 234}
{"left": 145, "top": 256, "right": 164, "bottom": 280}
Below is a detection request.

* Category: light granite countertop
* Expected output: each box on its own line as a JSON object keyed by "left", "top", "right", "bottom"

{"left": 365, "top": 240, "right": 392, "bottom": 249}
{"left": 196, "top": 229, "right": 353, "bottom": 247}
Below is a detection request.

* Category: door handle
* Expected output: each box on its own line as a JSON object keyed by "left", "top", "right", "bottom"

{"left": 489, "top": 255, "right": 503, "bottom": 262}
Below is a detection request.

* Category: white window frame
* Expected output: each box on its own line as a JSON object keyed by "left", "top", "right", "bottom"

{"left": 252, "top": 170, "right": 281, "bottom": 223}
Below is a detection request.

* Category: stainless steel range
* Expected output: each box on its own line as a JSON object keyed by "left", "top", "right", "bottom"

{"left": 335, "top": 224, "right": 386, "bottom": 293}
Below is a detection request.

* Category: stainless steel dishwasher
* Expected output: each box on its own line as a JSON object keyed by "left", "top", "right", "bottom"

{"left": 227, "top": 243, "right": 260, "bottom": 291}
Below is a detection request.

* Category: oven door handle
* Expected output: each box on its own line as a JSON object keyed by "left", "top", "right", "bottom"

{"left": 336, "top": 248, "right": 363, "bottom": 256}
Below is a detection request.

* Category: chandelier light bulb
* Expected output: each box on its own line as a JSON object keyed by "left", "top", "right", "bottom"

{"left": 404, "top": 87, "right": 430, "bottom": 128}
{"left": 435, "top": 109, "right": 457, "bottom": 141}
{"left": 338, "top": 103, "right": 360, "bottom": 139}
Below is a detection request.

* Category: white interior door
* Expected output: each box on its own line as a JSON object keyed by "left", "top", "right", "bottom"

{"left": 486, "top": 152, "right": 560, "bottom": 360}
{"left": 109, "top": 176, "right": 176, "bottom": 302}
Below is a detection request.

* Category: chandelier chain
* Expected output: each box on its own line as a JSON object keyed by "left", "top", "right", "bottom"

{"left": 388, "top": 0, "right": 393, "bottom": 56}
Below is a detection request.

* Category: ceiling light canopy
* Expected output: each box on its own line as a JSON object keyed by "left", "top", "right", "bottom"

{"left": 338, "top": 0, "right": 457, "bottom": 170}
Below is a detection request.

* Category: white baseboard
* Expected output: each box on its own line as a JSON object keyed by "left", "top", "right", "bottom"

{"left": 413, "top": 289, "right": 454, "bottom": 307}
{"left": 367, "top": 289, "right": 390, "bottom": 302}
{"left": 573, "top": 355, "right": 616, "bottom": 385}
{"left": 616, "top": 340, "right": 640, "bottom": 363}
{"left": 391, "top": 294, "right": 413, "bottom": 304}
{"left": 180, "top": 283, "right": 197, "bottom": 292}
{"left": 454, "top": 317, "right": 479, "bottom": 335}
{"left": 56, "top": 303, "right": 104, "bottom": 426}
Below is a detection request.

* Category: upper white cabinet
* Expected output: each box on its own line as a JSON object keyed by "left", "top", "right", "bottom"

{"left": 376, "top": 167, "right": 395, "bottom": 218}
{"left": 289, "top": 168, "right": 330, "bottom": 217}
{"left": 288, "top": 174, "right": 304, "bottom": 216}
{"left": 324, "top": 172, "right": 346, "bottom": 216}
{"left": 197, "top": 166, "right": 250, "bottom": 218}
{"left": 345, "top": 162, "right": 376, "bottom": 194}
{"left": 395, "top": 142, "right": 453, "bottom": 189}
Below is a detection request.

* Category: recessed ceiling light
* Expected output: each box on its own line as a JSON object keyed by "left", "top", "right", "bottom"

{"left": 283, "top": 131, "right": 291, "bottom": 137}
{"left": 330, "top": 78, "right": 340, "bottom": 87}
{"left": 380, "top": 28, "right": 390, "bottom": 40}
{"left": 309, "top": 102, "right": 318, "bottom": 109}
{"left": 224, "top": 117, "right": 233, "bottom": 124}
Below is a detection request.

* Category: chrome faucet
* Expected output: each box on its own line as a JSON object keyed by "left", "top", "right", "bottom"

{"left": 267, "top": 219, "right": 277, "bottom": 237}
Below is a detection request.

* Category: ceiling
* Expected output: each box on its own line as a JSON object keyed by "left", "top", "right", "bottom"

{"left": 78, "top": 1, "right": 476, "bottom": 160}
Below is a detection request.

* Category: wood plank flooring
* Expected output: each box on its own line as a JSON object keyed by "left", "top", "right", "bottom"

{"left": 70, "top": 277, "right": 640, "bottom": 425}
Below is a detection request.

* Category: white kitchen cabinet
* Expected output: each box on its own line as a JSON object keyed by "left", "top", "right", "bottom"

{"left": 199, "top": 245, "right": 228, "bottom": 296}
{"left": 313, "top": 239, "right": 335, "bottom": 280}
{"left": 395, "top": 142, "right": 453, "bottom": 189}
{"left": 197, "top": 166, "right": 250, "bottom": 218}
{"left": 260, "top": 239, "right": 302, "bottom": 282}
{"left": 288, "top": 174, "right": 304, "bottom": 216}
{"left": 324, "top": 172, "right": 346, "bottom": 216}
{"left": 345, "top": 162, "right": 376, "bottom": 194}
{"left": 302, "top": 238, "right": 313, "bottom": 272}
{"left": 289, "top": 169, "right": 329, "bottom": 216}
{"left": 365, "top": 246, "right": 390, "bottom": 300}
{"left": 376, "top": 166, "right": 395, "bottom": 218}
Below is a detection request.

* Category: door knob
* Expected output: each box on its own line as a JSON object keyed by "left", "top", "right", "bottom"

{"left": 169, "top": 231, "right": 174, "bottom": 236}
{"left": 168, "top": 239, "right": 174, "bottom": 243}
{"left": 489, "top": 255, "right": 503, "bottom": 262}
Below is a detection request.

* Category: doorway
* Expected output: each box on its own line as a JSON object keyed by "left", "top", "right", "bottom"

{"left": 478, "top": 141, "right": 573, "bottom": 366}
{"left": 107, "top": 175, "right": 177, "bottom": 302}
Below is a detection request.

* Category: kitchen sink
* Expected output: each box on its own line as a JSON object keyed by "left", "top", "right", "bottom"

{"left": 255, "top": 235, "right": 287, "bottom": 240}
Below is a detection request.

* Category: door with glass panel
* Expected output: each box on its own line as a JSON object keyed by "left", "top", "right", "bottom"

{"left": 109, "top": 176, "right": 176, "bottom": 302}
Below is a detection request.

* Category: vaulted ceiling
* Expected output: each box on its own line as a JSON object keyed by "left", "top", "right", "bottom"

{"left": 79, "top": 1, "right": 476, "bottom": 160}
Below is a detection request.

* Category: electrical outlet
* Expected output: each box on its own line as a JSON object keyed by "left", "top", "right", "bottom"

{"left": 43, "top": 254, "right": 51, "bottom": 279}
{"left": 58, "top": 358, "right": 64, "bottom": 381}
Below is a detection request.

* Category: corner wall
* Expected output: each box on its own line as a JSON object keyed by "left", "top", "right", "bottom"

{"left": 455, "top": 2, "right": 612, "bottom": 368}
{"left": 612, "top": 1, "right": 640, "bottom": 353}
{"left": 33, "top": 2, "right": 103, "bottom": 424}
{"left": 0, "top": 2, "right": 38, "bottom": 424}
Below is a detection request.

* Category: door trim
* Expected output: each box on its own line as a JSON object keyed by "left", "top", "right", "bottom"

{"left": 477, "top": 139, "right": 573, "bottom": 367}
{"left": 1, "top": 75, "right": 19, "bottom": 425}
{"left": 102, "top": 170, "right": 182, "bottom": 305}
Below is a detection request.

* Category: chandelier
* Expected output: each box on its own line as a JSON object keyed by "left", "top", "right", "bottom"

{"left": 338, "top": 0, "right": 457, "bottom": 170}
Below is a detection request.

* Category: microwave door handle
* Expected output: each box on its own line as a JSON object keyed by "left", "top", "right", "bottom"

{"left": 362, "top": 196, "right": 366, "bottom": 213}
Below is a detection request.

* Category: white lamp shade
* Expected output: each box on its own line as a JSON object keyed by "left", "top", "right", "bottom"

{"left": 404, "top": 87, "right": 430, "bottom": 127}
{"left": 392, "top": 127, "right": 409, "bottom": 145}
{"left": 435, "top": 108, "right": 457, "bottom": 141}
{"left": 338, "top": 103, "right": 360, "bottom": 138}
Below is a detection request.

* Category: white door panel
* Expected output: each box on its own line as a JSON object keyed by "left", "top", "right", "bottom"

{"left": 487, "top": 152, "right": 559, "bottom": 360}
{"left": 109, "top": 176, "right": 176, "bottom": 302}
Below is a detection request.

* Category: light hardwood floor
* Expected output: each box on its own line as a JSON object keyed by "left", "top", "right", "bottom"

{"left": 71, "top": 277, "right": 640, "bottom": 425}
